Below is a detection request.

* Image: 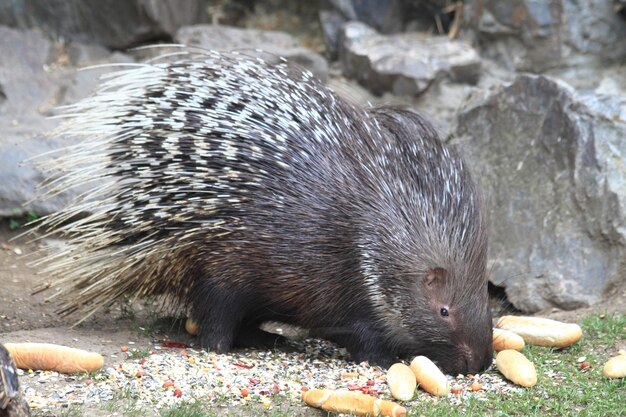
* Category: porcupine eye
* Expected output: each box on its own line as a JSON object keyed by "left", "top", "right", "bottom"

{"left": 440, "top": 307, "right": 449, "bottom": 317}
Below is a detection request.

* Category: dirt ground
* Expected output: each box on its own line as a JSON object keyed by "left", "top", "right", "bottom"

{"left": 1, "top": 225, "right": 625, "bottom": 415}
{"left": 0, "top": 227, "right": 164, "bottom": 358}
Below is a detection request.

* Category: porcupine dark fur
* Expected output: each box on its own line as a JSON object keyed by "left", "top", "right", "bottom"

{"left": 36, "top": 50, "right": 492, "bottom": 375}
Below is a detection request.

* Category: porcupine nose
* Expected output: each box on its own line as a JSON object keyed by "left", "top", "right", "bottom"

{"left": 459, "top": 342, "right": 493, "bottom": 374}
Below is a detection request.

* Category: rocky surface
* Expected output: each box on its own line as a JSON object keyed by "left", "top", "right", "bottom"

{"left": 0, "top": 0, "right": 210, "bottom": 49}
{"left": 0, "top": 26, "right": 134, "bottom": 217}
{"left": 339, "top": 22, "right": 481, "bottom": 96}
{"left": 453, "top": 74, "right": 626, "bottom": 312}
{"left": 319, "top": 0, "right": 459, "bottom": 57}
{"left": 176, "top": 24, "right": 328, "bottom": 81}
{"left": 463, "top": 0, "right": 626, "bottom": 72}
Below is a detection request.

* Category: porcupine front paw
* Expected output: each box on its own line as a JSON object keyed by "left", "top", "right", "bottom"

{"left": 313, "top": 321, "right": 398, "bottom": 367}
{"left": 349, "top": 349, "right": 397, "bottom": 368}
{"left": 198, "top": 328, "right": 235, "bottom": 353}
{"left": 190, "top": 278, "right": 249, "bottom": 353}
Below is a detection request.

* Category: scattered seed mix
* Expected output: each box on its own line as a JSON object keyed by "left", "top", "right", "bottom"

{"left": 18, "top": 338, "right": 519, "bottom": 414}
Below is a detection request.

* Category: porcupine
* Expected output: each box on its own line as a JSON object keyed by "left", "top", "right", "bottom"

{"left": 36, "top": 50, "right": 493, "bottom": 375}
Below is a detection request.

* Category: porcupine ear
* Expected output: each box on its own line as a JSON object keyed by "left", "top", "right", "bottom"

{"left": 423, "top": 267, "right": 447, "bottom": 288}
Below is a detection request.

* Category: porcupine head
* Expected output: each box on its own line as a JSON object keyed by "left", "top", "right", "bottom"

{"left": 35, "top": 52, "right": 492, "bottom": 376}
{"left": 346, "top": 107, "right": 493, "bottom": 375}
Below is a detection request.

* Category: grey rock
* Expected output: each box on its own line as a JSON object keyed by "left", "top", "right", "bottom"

{"left": 464, "top": 0, "right": 626, "bottom": 72}
{"left": 175, "top": 24, "right": 329, "bottom": 82}
{"left": 319, "top": 9, "right": 346, "bottom": 57}
{"left": 1, "top": 119, "right": 65, "bottom": 218}
{"left": 544, "top": 62, "right": 626, "bottom": 98}
{"left": 410, "top": 81, "right": 478, "bottom": 134}
{"left": 453, "top": 74, "right": 626, "bottom": 311}
{"left": 0, "top": 0, "right": 209, "bottom": 50}
{"left": 338, "top": 22, "right": 481, "bottom": 96}
{"left": 177, "top": 24, "right": 298, "bottom": 51}
{"left": 0, "top": 26, "right": 65, "bottom": 216}
{"left": 0, "top": 26, "right": 58, "bottom": 114}
{"left": 59, "top": 51, "right": 135, "bottom": 106}
{"left": 325, "top": 0, "right": 405, "bottom": 34}
{"left": 319, "top": 1, "right": 460, "bottom": 58}
{"left": 65, "top": 43, "right": 113, "bottom": 66}
{"left": 0, "top": 26, "right": 134, "bottom": 217}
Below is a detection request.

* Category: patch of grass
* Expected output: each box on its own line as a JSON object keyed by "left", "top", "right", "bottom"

{"left": 6, "top": 210, "right": 39, "bottom": 230}
{"left": 134, "top": 311, "right": 184, "bottom": 338}
{"left": 159, "top": 401, "right": 313, "bottom": 417}
{"left": 581, "top": 313, "right": 625, "bottom": 346}
{"left": 159, "top": 401, "right": 208, "bottom": 417}
{"left": 113, "top": 385, "right": 137, "bottom": 400}
{"left": 119, "top": 402, "right": 149, "bottom": 417}
{"left": 128, "top": 347, "right": 152, "bottom": 360}
{"left": 119, "top": 302, "right": 138, "bottom": 321}
{"left": 407, "top": 313, "right": 626, "bottom": 417}
{"left": 100, "top": 399, "right": 121, "bottom": 413}
{"left": 99, "top": 397, "right": 148, "bottom": 416}
{"left": 55, "top": 407, "right": 83, "bottom": 417}
{"left": 32, "top": 403, "right": 149, "bottom": 417}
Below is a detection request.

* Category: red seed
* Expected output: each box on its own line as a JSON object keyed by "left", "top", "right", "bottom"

{"left": 240, "top": 388, "right": 249, "bottom": 397}
{"left": 249, "top": 378, "right": 260, "bottom": 384}
{"left": 581, "top": 361, "right": 591, "bottom": 369}
{"left": 161, "top": 342, "right": 189, "bottom": 349}
{"left": 451, "top": 385, "right": 463, "bottom": 395}
{"left": 470, "top": 381, "right": 482, "bottom": 391}
{"left": 163, "top": 381, "right": 174, "bottom": 388}
{"left": 120, "top": 346, "right": 129, "bottom": 352}
{"left": 135, "top": 371, "right": 145, "bottom": 378}
{"left": 300, "top": 386, "right": 309, "bottom": 392}
{"left": 173, "top": 388, "right": 182, "bottom": 398}
{"left": 366, "top": 380, "right": 375, "bottom": 386}
{"left": 234, "top": 362, "right": 254, "bottom": 369}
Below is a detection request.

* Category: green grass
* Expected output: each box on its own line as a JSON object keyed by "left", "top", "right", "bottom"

{"left": 159, "top": 401, "right": 225, "bottom": 417}
{"left": 159, "top": 401, "right": 313, "bottom": 417}
{"left": 581, "top": 313, "right": 625, "bottom": 345}
{"left": 133, "top": 310, "right": 185, "bottom": 338}
{"left": 406, "top": 312, "right": 625, "bottom": 417}
{"left": 6, "top": 210, "right": 39, "bottom": 230}
{"left": 55, "top": 408, "right": 83, "bottom": 417}
{"left": 96, "top": 397, "right": 149, "bottom": 416}
{"left": 128, "top": 347, "right": 152, "bottom": 360}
